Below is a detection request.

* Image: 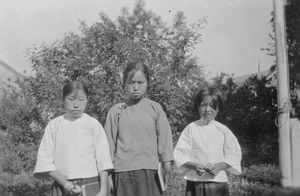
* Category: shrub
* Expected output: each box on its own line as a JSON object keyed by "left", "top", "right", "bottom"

{"left": 0, "top": 1, "right": 207, "bottom": 195}
{"left": 0, "top": 172, "right": 52, "bottom": 196}
{"left": 241, "top": 164, "right": 281, "bottom": 185}
{"left": 229, "top": 164, "right": 300, "bottom": 196}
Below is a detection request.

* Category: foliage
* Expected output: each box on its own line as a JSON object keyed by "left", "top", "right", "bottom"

{"left": 229, "top": 164, "right": 300, "bottom": 196}
{"left": 0, "top": 172, "right": 51, "bottom": 196}
{"left": 285, "top": 0, "right": 300, "bottom": 89}
{"left": 22, "top": 0, "right": 207, "bottom": 131}
{"left": 0, "top": 84, "right": 44, "bottom": 174}
{"left": 209, "top": 72, "right": 236, "bottom": 122}
{"left": 0, "top": 0, "right": 206, "bottom": 184}
{"left": 226, "top": 76, "right": 277, "bottom": 138}
{"left": 166, "top": 164, "right": 295, "bottom": 196}
{"left": 211, "top": 74, "right": 278, "bottom": 166}
{"left": 264, "top": 1, "right": 300, "bottom": 107}
{"left": 0, "top": 1, "right": 287, "bottom": 195}
{"left": 1, "top": 164, "right": 300, "bottom": 196}
{"left": 241, "top": 164, "right": 281, "bottom": 185}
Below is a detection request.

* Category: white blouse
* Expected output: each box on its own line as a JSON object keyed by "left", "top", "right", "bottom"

{"left": 34, "top": 113, "right": 114, "bottom": 179}
{"left": 174, "top": 120, "right": 241, "bottom": 182}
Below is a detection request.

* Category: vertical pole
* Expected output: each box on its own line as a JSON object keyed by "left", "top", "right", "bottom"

{"left": 273, "top": 0, "right": 292, "bottom": 187}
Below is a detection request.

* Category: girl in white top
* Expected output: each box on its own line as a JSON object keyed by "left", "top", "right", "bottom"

{"left": 34, "top": 80, "right": 114, "bottom": 196}
{"left": 174, "top": 87, "right": 242, "bottom": 196}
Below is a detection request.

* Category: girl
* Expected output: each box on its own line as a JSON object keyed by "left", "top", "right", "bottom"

{"left": 104, "top": 61, "right": 173, "bottom": 196}
{"left": 34, "top": 80, "right": 114, "bottom": 196}
{"left": 174, "top": 87, "right": 242, "bottom": 196}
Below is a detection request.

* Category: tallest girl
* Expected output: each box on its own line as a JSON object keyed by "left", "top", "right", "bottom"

{"left": 105, "top": 61, "right": 174, "bottom": 196}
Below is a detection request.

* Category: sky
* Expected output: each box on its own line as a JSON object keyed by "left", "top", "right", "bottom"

{"left": 0, "top": 0, "right": 275, "bottom": 78}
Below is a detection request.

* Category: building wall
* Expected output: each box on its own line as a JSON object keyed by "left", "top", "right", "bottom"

{"left": 0, "top": 59, "right": 24, "bottom": 101}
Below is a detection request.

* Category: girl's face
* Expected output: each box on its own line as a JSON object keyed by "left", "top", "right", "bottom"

{"left": 64, "top": 89, "right": 87, "bottom": 120}
{"left": 125, "top": 70, "right": 148, "bottom": 101}
{"left": 198, "top": 95, "right": 218, "bottom": 122}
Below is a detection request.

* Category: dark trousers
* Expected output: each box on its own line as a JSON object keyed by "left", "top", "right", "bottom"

{"left": 185, "top": 181, "right": 229, "bottom": 196}
{"left": 113, "top": 169, "right": 162, "bottom": 196}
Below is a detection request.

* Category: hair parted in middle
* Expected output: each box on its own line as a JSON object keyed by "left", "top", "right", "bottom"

{"left": 62, "top": 80, "right": 89, "bottom": 100}
{"left": 194, "top": 87, "right": 223, "bottom": 112}
{"left": 122, "top": 61, "right": 150, "bottom": 89}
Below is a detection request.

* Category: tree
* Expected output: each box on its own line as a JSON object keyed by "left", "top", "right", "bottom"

{"left": 285, "top": 0, "right": 300, "bottom": 107}
{"left": 210, "top": 72, "right": 236, "bottom": 122}
{"left": 264, "top": 1, "right": 300, "bottom": 104}
{"left": 212, "top": 74, "right": 278, "bottom": 166}
{"left": 0, "top": 0, "right": 207, "bottom": 176}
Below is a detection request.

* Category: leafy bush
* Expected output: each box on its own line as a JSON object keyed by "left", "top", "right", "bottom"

{"left": 241, "top": 164, "right": 281, "bottom": 185}
{"left": 167, "top": 169, "right": 186, "bottom": 194}
{"left": 229, "top": 164, "right": 300, "bottom": 196}
{"left": 230, "top": 176, "right": 300, "bottom": 196}
{"left": 166, "top": 164, "right": 297, "bottom": 196}
{"left": 0, "top": 1, "right": 290, "bottom": 196}
{"left": 0, "top": 172, "right": 52, "bottom": 196}
{"left": 0, "top": 1, "right": 207, "bottom": 195}
{"left": 211, "top": 73, "right": 278, "bottom": 166}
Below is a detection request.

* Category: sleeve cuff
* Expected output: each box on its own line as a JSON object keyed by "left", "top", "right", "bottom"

{"left": 224, "top": 159, "right": 241, "bottom": 175}
{"left": 97, "top": 161, "right": 114, "bottom": 173}
{"left": 33, "top": 164, "right": 56, "bottom": 179}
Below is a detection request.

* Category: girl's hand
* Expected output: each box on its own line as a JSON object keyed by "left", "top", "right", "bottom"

{"left": 194, "top": 163, "right": 206, "bottom": 176}
{"left": 63, "top": 181, "right": 75, "bottom": 193}
{"left": 210, "top": 162, "right": 229, "bottom": 176}
{"left": 108, "top": 174, "right": 114, "bottom": 194}
{"left": 196, "top": 168, "right": 206, "bottom": 176}
{"left": 202, "top": 162, "right": 214, "bottom": 174}
{"left": 184, "top": 162, "right": 205, "bottom": 176}
{"left": 99, "top": 170, "right": 109, "bottom": 196}
{"left": 71, "top": 184, "right": 82, "bottom": 194}
{"left": 163, "top": 162, "right": 172, "bottom": 190}
{"left": 107, "top": 174, "right": 114, "bottom": 193}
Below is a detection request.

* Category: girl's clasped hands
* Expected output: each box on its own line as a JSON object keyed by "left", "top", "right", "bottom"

{"left": 196, "top": 162, "right": 227, "bottom": 177}
{"left": 63, "top": 181, "right": 81, "bottom": 195}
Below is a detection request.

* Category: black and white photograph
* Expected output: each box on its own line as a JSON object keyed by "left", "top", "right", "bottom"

{"left": 0, "top": 0, "right": 300, "bottom": 195}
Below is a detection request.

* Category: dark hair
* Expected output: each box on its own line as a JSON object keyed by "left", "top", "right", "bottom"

{"left": 122, "top": 61, "right": 150, "bottom": 89}
{"left": 62, "top": 80, "right": 89, "bottom": 100}
{"left": 194, "top": 87, "right": 223, "bottom": 112}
